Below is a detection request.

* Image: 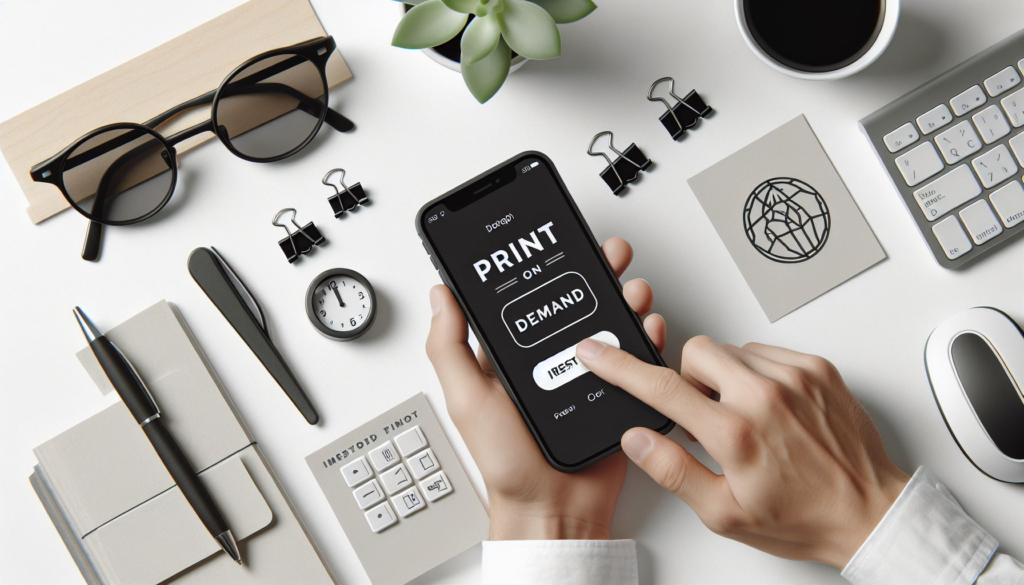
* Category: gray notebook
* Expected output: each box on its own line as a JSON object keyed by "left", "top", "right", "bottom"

{"left": 31, "top": 300, "right": 335, "bottom": 585}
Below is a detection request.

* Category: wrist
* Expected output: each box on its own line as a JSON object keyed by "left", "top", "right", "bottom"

{"left": 488, "top": 501, "right": 612, "bottom": 541}
{"left": 827, "top": 466, "right": 910, "bottom": 569}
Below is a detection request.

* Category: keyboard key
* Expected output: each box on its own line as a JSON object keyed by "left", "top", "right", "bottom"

{"left": 365, "top": 502, "right": 398, "bottom": 533}
{"left": 1019, "top": 57, "right": 1024, "bottom": 75}
{"left": 932, "top": 216, "right": 973, "bottom": 260}
{"left": 951, "top": 85, "right": 987, "bottom": 116}
{"left": 959, "top": 200, "right": 1004, "bottom": 245}
{"left": 971, "top": 144, "right": 1017, "bottom": 188}
{"left": 1002, "top": 87, "right": 1024, "bottom": 128}
{"left": 340, "top": 456, "right": 372, "bottom": 488}
{"left": 380, "top": 463, "right": 414, "bottom": 495}
{"left": 883, "top": 123, "right": 920, "bottom": 152}
{"left": 896, "top": 142, "right": 944, "bottom": 186}
{"left": 420, "top": 471, "right": 454, "bottom": 502}
{"left": 394, "top": 426, "right": 428, "bottom": 457}
{"left": 353, "top": 479, "right": 386, "bottom": 510}
{"left": 916, "top": 104, "right": 952, "bottom": 135}
{"left": 1009, "top": 133, "right": 1024, "bottom": 165}
{"left": 935, "top": 121, "right": 982, "bottom": 164}
{"left": 990, "top": 181, "right": 1024, "bottom": 228}
{"left": 912, "top": 165, "right": 982, "bottom": 221}
{"left": 368, "top": 440, "right": 400, "bottom": 472}
{"left": 408, "top": 448, "right": 440, "bottom": 479}
{"left": 392, "top": 486, "right": 426, "bottom": 518}
{"left": 984, "top": 66, "right": 1020, "bottom": 96}
{"left": 972, "top": 105, "right": 1011, "bottom": 144}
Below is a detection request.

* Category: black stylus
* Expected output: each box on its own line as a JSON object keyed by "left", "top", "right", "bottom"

{"left": 73, "top": 307, "right": 242, "bottom": 565}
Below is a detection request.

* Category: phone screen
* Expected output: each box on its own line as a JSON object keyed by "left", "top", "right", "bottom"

{"left": 420, "top": 154, "right": 670, "bottom": 468}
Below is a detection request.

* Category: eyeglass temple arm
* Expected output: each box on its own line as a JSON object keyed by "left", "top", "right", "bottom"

{"left": 81, "top": 141, "right": 171, "bottom": 261}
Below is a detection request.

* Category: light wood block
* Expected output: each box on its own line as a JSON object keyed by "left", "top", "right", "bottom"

{"left": 0, "top": 0, "right": 352, "bottom": 224}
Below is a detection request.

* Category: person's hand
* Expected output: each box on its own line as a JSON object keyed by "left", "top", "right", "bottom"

{"left": 575, "top": 336, "right": 910, "bottom": 568}
{"left": 426, "top": 238, "right": 666, "bottom": 541}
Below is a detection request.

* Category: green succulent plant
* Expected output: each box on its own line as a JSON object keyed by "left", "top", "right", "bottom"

{"left": 392, "top": 0, "right": 597, "bottom": 103}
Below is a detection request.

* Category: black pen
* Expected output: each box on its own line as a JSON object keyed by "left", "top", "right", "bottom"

{"left": 73, "top": 307, "right": 242, "bottom": 565}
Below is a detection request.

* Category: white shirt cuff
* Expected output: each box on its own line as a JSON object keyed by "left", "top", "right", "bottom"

{"left": 842, "top": 466, "right": 998, "bottom": 585}
{"left": 482, "top": 540, "right": 638, "bottom": 585}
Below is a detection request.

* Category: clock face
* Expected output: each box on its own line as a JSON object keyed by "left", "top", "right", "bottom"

{"left": 308, "top": 270, "right": 376, "bottom": 339}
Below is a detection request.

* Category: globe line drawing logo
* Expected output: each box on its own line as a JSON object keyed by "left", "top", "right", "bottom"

{"left": 742, "top": 177, "right": 831, "bottom": 263}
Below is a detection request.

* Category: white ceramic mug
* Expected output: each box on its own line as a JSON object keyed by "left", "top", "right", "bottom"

{"left": 734, "top": 0, "right": 900, "bottom": 81}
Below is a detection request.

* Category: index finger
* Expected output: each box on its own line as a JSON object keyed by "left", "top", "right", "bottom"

{"left": 576, "top": 338, "right": 722, "bottom": 438}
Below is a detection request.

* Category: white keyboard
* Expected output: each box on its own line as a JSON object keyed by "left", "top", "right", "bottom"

{"left": 861, "top": 29, "right": 1024, "bottom": 268}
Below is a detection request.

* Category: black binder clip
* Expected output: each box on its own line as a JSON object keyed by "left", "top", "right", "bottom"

{"left": 587, "top": 131, "right": 652, "bottom": 195}
{"left": 322, "top": 168, "right": 369, "bottom": 218}
{"left": 273, "top": 208, "right": 325, "bottom": 263}
{"left": 647, "top": 77, "right": 712, "bottom": 140}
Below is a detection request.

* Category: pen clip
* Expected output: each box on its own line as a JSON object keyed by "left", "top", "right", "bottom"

{"left": 208, "top": 246, "right": 268, "bottom": 336}
{"left": 109, "top": 340, "right": 161, "bottom": 417}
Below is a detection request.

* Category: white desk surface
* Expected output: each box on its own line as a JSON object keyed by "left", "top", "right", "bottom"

{"left": 1, "top": 1, "right": 1022, "bottom": 583}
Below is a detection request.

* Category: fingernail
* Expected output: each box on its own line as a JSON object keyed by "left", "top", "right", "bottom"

{"left": 429, "top": 288, "right": 442, "bottom": 315}
{"left": 621, "top": 430, "right": 653, "bottom": 463}
{"left": 576, "top": 338, "right": 607, "bottom": 361}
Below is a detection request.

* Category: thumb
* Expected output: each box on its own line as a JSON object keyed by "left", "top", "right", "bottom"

{"left": 621, "top": 427, "right": 724, "bottom": 514}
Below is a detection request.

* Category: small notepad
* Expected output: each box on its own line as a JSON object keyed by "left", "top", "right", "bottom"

{"left": 688, "top": 116, "right": 886, "bottom": 322}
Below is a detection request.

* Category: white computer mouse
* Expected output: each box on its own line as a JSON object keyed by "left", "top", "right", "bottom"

{"left": 925, "top": 307, "right": 1024, "bottom": 483}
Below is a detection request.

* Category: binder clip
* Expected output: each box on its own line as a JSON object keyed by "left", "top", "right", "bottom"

{"left": 646, "top": 77, "right": 713, "bottom": 140}
{"left": 273, "top": 208, "right": 325, "bottom": 263}
{"left": 322, "top": 168, "right": 369, "bottom": 218}
{"left": 587, "top": 131, "right": 652, "bottom": 195}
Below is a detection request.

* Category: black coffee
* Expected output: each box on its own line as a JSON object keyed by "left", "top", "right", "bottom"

{"left": 744, "top": 0, "right": 884, "bottom": 73}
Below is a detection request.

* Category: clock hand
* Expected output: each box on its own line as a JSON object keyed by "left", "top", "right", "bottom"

{"left": 330, "top": 282, "right": 345, "bottom": 307}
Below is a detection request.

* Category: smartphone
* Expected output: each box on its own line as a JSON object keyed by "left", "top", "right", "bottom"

{"left": 416, "top": 152, "right": 673, "bottom": 472}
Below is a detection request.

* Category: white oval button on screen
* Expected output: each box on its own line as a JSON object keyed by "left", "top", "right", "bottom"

{"left": 532, "top": 331, "right": 620, "bottom": 391}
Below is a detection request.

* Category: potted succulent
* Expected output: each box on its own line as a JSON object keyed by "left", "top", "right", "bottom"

{"left": 392, "top": 0, "right": 597, "bottom": 103}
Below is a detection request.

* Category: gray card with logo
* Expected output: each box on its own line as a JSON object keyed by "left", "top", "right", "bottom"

{"left": 688, "top": 115, "right": 885, "bottom": 322}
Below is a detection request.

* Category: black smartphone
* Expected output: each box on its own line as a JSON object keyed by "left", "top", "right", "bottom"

{"left": 416, "top": 152, "right": 673, "bottom": 472}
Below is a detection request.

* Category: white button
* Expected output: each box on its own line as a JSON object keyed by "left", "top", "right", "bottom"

{"left": 532, "top": 331, "right": 620, "bottom": 391}
{"left": 895, "top": 142, "right": 944, "bottom": 186}
{"left": 1009, "top": 133, "right": 1024, "bottom": 165}
{"left": 912, "top": 165, "right": 982, "bottom": 221}
{"left": 1019, "top": 58, "right": 1024, "bottom": 75}
{"left": 394, "top": 426, "right": 428, "bottom": 457}
{"left": 959, "top": 200, "right": 1004, "bottom": 245}
{"left": 379, "top": 463, "right": 414, "bottom": 495}
{"left": 935, "top": 121, "right": 982, "bottom": 164}
{"left": 420, "top": 471, "right": 454, "bottom": 502}
{"left": 972, "top": 105, "right": 1011, "bottom": 144}
{"left": 984, "top": 66, "right": 1020, "bottom": 96}
{"left": 1001, "top": 87, "right": 1024, "bottom": 128}
{"left": 932, "top": 216, "right": 973, "bottom": 260}
{"left": 971, "top": 145, "right": 1017, "bottom": 188}
{"left": 884, "top": 123, "right": 920, "bottom": 152}
{"left": 368, "top": 440, "right": 400, "bottom": 472}
{"left": 353, "top": 478, "right": 386, "bottom": 510}
{"left": 365, "top": 502, "right": 398, "bottom": 533}
{"left": 990, "top": 181, "right": 1024, "bottom": 228}
{"left": 340, "top": 456, "right": 372, "bottom": 488}
{"left": 408, "top": 448, "right": 440, "bottom": 479}
{"left": 950, "top": 85, "right": 987, "bottom": 116}
{"left": 392, "top": 486, "right": 426, "bottom": 518}
{"left": 916, "top": 105, "right": 952, "bottom": 135}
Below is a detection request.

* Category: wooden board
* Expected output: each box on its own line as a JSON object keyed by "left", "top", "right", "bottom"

{"left": 0, "top": 0, "right": 352, "bottom": 224}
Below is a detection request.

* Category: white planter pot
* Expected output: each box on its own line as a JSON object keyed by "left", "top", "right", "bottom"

{"left": 421, "top": 47, "right": 528, "bottom": 74}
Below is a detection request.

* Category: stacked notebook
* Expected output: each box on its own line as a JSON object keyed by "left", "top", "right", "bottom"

{"left": 30, "top": 301, "right": 335, "bottom": 584}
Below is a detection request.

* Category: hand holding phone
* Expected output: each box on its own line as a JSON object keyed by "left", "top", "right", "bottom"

{"left": 417, "top": 153, "right": 673, "bottom": 471}
{"left": 425, "top": 237, "right": 668, "bottom": 540}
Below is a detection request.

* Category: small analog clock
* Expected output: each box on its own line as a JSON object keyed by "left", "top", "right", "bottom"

{"left": 306, "top": 268, "right": 377, "bottom": 341}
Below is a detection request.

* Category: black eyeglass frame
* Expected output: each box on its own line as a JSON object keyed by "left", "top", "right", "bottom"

{"left": 30, "top": 36, "right": 351, "bottom": 228}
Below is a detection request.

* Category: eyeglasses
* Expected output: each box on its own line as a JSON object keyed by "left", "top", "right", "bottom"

{"left": 30, "top": 36, "right": 353, "bottom": 261}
